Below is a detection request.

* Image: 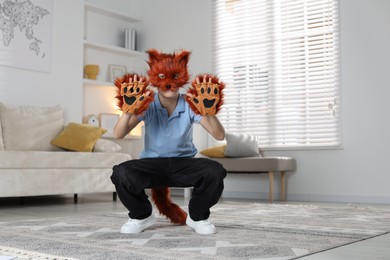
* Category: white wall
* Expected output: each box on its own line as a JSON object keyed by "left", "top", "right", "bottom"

{"left": 0, "top": 1, "right": 84, "bottom": 123}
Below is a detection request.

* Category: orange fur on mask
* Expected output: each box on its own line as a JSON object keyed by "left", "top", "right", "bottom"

{"left": 147, "top": 49, "right": 190, "bottom": 91}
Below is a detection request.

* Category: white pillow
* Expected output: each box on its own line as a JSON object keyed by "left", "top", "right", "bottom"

{"left": 93, "top": 138, "right": 122, "bottom": 153}
{"left": 224, "top": 132, "right": 261, "bottom": 157}
{"left": 0, "top": 103, "right": 64, "bottom": 151}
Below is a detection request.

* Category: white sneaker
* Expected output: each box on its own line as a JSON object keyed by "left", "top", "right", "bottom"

{"left": 120, "top": 214, "right": 156, "bottom": 234}
{"left": 186, "top": 216, "right": 216, "bottom": 235}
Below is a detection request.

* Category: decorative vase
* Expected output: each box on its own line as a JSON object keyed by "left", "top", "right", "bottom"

{"left": 84, "top": 64, "right": 99, "bottom": 80}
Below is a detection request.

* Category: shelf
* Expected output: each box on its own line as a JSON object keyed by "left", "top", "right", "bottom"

{"left": 84, "top": 40, "right": 144, "bottom": 57}
{"left": 83, "top": 78, "right": 114, "bottom": 86}
{"left": 84, "top": 2, "right": 141, "bottom": 23}
{"left": 103, "top": 134, "right": 141, "bottom": 140}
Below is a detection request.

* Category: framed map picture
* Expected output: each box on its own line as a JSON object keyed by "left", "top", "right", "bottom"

{"left": 0, "top": 0, "right": 53, "bottom": 72}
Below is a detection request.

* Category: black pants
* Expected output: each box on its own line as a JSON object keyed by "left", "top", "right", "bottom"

{"left": 110, "top": 157, "right": 227, "bottom": 221}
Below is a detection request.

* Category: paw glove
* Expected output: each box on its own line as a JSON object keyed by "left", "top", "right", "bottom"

{"left": 186, "top": 74, "right": 224, "bottom": 116}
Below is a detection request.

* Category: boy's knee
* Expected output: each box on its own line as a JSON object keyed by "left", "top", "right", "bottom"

{"left": 111, "top": 164, "right": 127, "bottom": 184}
{"left": 207, "top": 161, "right": 227, "bottom": 180}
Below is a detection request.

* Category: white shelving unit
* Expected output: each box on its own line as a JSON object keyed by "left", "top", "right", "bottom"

{"left": 84, "top": 2, "right": 141, "bottom": 23}
{"left": 83, "top": 1, "right": 144, "bottom": 86}
{"left": 82, "top": 1, "right": 145, "bottom": 123}
{"left": 84, "top": 40, "right": 143, "bottom": 58}
{"left": 83, "top": 78, "right": 113, "bottom": 86}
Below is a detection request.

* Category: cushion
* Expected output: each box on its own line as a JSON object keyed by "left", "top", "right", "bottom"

{"left": 200, "top": 145, "right": 226, "bottom": 158}
{"left": 0, "top": 102, "right": 64, "bottom": 151}
{"left": 0, "top": 150, "right": 132, "bottom": 169}
{"left": 93, "top": 138, "right": 122, "bottom": 153}
{"left": 209, "top": 157, "right": 296, "bottom": 172}
{"left": 224, "top": 132, "right": 261, "bottom": 158}
{"left": 51, "top": 122, "right": 107, "bottom": 152}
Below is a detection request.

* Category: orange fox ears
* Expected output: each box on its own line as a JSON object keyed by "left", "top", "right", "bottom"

{"left": 146, "top": 49, "right": 191, "bottom": 66}
{"left": 176, "top": 49, "right": 191, "bottom": 64}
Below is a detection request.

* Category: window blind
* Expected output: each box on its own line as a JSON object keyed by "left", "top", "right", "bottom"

{"left": 213, "top": 0, "right": 341, "bottom": 149}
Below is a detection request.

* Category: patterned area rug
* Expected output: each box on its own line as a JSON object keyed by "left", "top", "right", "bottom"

{"left": 1, "top": 202, "right": 390, "bottom": 260}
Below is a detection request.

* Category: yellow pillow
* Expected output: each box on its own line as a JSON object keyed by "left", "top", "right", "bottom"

{"left": 51, "top": 123, "right": 107, "bottom": 152}
{"left": 200, "top": 145, "right": 227, "bottom": 158}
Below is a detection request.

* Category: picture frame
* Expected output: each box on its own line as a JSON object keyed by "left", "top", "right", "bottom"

{"left": 100, "top": 113, "right": 120, "bottom": 136}
{"left": 108, "top": 65, "right": 127, "bottom": 82}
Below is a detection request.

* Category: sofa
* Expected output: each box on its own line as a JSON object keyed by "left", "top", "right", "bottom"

{"left": 0, "top": 102, "right": 131, "bottom": 200}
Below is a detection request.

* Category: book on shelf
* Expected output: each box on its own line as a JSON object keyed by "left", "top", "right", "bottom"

{"left": 124, "top": 28, "right": 136, "bottom": 51}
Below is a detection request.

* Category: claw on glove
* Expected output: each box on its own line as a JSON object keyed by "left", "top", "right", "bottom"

{"left": 186, "top": 74, "right": 224, "bottom": 116}
{"left": 114, "top": 73, "right": 154, "bottom": 115}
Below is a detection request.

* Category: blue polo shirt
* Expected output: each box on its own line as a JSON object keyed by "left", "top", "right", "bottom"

{"left": 137, "top": 94, "right": 202, "bottom": 158}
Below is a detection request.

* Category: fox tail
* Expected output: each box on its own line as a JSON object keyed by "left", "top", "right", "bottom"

{"left": 151, "top": 187, "right": 187, "bottom": 225}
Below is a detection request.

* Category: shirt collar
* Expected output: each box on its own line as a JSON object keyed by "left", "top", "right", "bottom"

{"left": 156, "top": 94, "right": 186, "bottom": 116}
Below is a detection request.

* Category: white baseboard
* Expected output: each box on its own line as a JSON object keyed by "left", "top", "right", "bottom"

{"left": 221, "top": 191, "right": 271, "bottom": 201}
{"left": 221, "top": 190, "right": 390, "bottom": 205}
{"left": 286, "top": 193, "right": 390, "bottom": 205}
{"left": 169, "top": 188, "right": 390, "bottom": 205}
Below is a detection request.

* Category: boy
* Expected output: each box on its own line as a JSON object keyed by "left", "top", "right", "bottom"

{"left": 110, "top": 49, "right": 227, "bottom": 235}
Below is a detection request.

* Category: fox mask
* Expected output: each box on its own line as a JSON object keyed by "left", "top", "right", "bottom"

{"left": 147, "top": 49, "right": 190, "bottom": 91}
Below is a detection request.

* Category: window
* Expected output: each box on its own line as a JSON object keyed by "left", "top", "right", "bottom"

{"left": 213, "top": 0, "right": 341, "bottom": 149}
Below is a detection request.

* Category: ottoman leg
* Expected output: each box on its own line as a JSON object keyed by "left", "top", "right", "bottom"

{"left": 268, "top": 171, "right": 274, "bottom": 202}
{"left": 281, "top": 171, "right": 286, "bottom": 201}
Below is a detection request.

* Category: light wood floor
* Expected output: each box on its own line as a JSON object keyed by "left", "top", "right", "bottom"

{"left": 0, "top": 193, "right": 389, "bottom": 259}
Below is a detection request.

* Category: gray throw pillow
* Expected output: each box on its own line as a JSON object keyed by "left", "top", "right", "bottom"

{"left": 224, "top": 132, "right": 261, "bottom": 157}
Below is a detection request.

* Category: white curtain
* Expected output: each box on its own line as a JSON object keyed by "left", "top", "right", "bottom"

{"left": 213, "top": 0, "right": 341, "bottom": 149}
